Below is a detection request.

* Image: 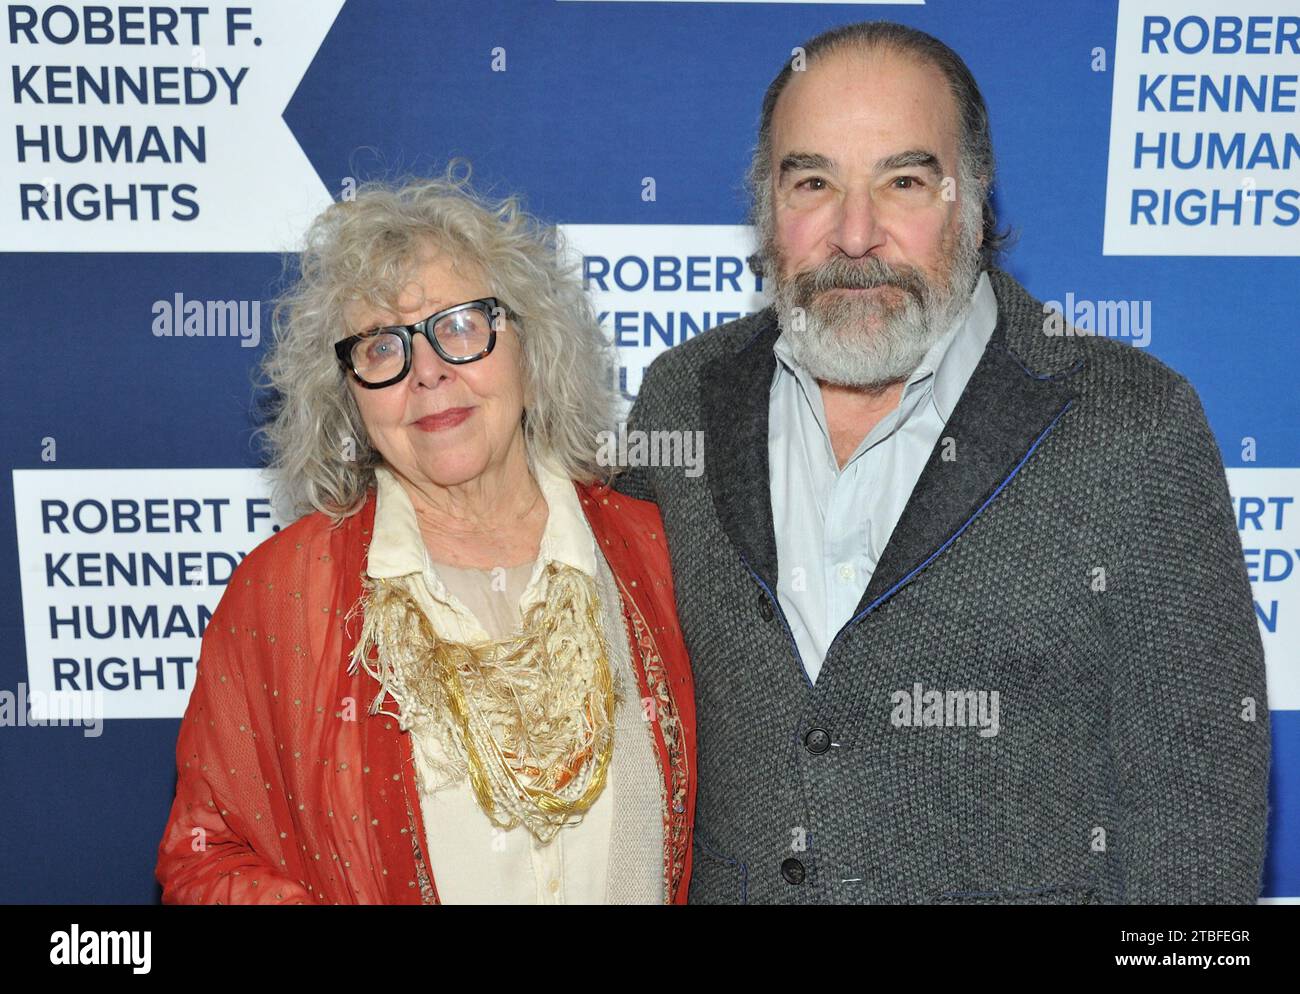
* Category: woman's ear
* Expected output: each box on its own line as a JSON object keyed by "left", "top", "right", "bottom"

{"left": 520, "top": 358, "right": 535, "bottom": 411}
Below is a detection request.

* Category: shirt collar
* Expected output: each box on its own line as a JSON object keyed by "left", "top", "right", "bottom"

{"left": 931, "top": 269, "right": 996, "bottom": 422}
{"left": 771, "top": 269, "right": 997, "bottom": 424}
{"left": 367, "top": 455, "right": 595, "bottom": 581}
{"left": 533, "top": 453, "right": 597, "bottom": 578}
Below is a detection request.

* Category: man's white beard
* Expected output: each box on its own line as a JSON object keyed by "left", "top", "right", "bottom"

{"left": 769, "top": 221, "right": 982, "bottom": 389}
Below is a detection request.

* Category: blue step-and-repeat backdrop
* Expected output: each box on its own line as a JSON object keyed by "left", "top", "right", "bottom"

{"left": 0, "top": 0, "right": 1296, "bottom": 902}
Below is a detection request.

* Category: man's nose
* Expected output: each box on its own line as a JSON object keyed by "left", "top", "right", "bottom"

{"left": 829, "top": 186, "right": 885, "bottom": 258}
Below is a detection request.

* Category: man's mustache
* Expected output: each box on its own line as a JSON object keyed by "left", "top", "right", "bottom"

{"left": 787, "top": 257, "right": 929, "bottom": 303}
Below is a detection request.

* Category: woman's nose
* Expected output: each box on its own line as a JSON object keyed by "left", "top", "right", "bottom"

{"left": 409, "top": 331, "right": 455, "bottom": 387}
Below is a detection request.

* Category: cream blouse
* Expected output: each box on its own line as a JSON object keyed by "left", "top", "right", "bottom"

{"left": 366, "top": 460, "right": 666, "bottom": 904}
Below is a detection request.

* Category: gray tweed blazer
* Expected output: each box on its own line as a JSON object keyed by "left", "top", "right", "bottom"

{"left": 614, "top": 267, "right": 1270, "bottom": 904}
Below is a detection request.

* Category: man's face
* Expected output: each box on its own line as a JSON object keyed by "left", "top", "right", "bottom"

{"left": 765, "top": 48, "right": 982, "bottom": 387}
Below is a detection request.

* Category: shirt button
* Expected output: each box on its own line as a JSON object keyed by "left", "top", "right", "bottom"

{"left": 837, "top": 563, "right": 855, "bottom": 582}
{"left": 549, "top": 879, "right": 560, "bottom": 895}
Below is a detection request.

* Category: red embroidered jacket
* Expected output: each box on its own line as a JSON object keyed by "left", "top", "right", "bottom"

{"left": 155, "top": 481, "right": 696, "bottom": 904}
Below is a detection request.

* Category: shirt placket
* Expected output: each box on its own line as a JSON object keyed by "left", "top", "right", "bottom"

{"left": 825, "top": 459, "right": 869, "bottom": 639}
{"left": 533, "top": 830, "right": 565, "bottom": 903}
{"left": 818, "top": 384, "right": 923, "bottom": 639}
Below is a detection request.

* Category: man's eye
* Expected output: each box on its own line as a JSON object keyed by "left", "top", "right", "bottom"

{"left": 795, "top": 177, "right": 827, "bottom": 191}
{"left": 892, "top": 175, "right": 922, "bottom": 190}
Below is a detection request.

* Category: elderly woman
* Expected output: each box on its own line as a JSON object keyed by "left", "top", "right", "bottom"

{"left": 155, "top": 169, "right": 696, "bottom": 904}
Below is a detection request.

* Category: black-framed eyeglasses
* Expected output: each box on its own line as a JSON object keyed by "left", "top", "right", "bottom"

{"left": 334, "top": 297, "right": 516, "bottom": 388}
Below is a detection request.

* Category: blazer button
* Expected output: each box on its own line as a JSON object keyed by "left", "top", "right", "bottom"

{"left": 781, "top": 857, "right": 806, "bottom": 885}
{"left": 804, "top": 727, "right": 831, "bottom": 754}
{"left": 757, "top": 593, "right": 774, "bottom": 622}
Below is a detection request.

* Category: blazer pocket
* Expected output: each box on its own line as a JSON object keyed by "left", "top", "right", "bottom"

{"left": 689, "top": 830, "right": 747, "bottom": 905}
{"left": 933, "top": 881, "right": 1096, "bottom": 905}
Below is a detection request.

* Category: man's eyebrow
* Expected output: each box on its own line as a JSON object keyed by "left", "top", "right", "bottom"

{"left": 778, "top": 149, "right": 946, "bottom": 182}
{"left": 778, "top": 152, "right": 834, "bottom": 178}
{"left": 875, "top": 149, "right": 944, "bottom": 177}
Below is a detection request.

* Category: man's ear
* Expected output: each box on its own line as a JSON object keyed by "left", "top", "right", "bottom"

{"left": 975, "top": 174, "right": 989, "bottom": 249}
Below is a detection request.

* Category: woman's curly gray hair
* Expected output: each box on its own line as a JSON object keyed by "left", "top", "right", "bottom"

{"left": 254, "top": 163, "right": 617, "bottom": 524}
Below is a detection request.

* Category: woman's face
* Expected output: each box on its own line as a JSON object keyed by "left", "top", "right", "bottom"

{"left": 344, "top": 251, "right": 528, "bottom": 490}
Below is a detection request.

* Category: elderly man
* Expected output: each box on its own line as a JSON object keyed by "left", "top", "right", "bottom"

{"left": 615, "top": 20, "right": 1270, "bottom": 904}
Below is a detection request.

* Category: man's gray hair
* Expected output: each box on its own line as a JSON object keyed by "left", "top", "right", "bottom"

{"left": 746, "top": 20, "right": 1011, "bottom": 274}
{"left": 254, "top": 162, "right": 617, "bottom": 524}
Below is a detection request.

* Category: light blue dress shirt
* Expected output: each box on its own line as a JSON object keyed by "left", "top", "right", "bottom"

{"left": 768, "top": 271, "right": 998, "bottom": 683}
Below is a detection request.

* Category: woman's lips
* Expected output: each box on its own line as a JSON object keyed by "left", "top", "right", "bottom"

{"left": 413, "top": 407, "right": 474, "bottom": 431}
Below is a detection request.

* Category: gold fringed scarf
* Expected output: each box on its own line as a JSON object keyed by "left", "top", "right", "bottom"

{"left": 346, "top": 562, "right": 617, "bottom": 844}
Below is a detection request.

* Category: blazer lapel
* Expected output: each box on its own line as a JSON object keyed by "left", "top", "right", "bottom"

{"left": 854, "top": 313, "right": 1081, "bottom": 617}
{"left": 699, "top": 278, "right": 1084, "bottom": 634}
{"left": 700, "top": 309, "right": 782, "bottom": 588}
